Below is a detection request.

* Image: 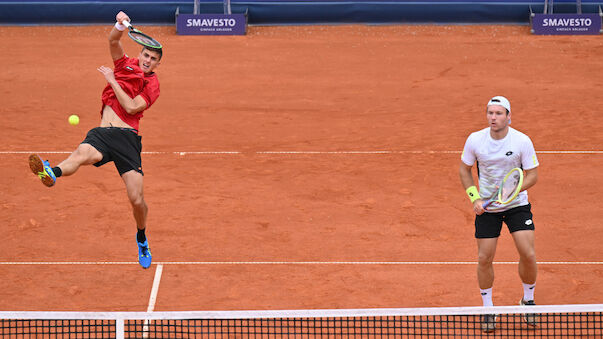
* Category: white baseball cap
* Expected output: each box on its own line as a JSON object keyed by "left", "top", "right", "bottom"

{"left": 487, "top": 96, "right": 511, "bottom": 113}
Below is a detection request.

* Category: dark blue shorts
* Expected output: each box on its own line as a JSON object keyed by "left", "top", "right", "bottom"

{"left": 82, "top": 127, "right": 143, "bottom": 176}
{"left": 475, "top": 204, "right": 534, "bottom": 238}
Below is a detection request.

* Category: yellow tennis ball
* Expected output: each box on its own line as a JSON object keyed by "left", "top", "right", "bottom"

{"left": 68, "top": 115, "right": 79, "bottom": 126}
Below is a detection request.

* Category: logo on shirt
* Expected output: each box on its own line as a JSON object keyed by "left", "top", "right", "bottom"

{"left": 505, "top": 151, "right": 513, "bottom": 156}
{"left": 126, "top": 66, "right": 134, "bottom": 71}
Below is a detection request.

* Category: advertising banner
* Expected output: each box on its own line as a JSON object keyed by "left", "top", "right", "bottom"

{"left": 177, "top": 13, "right": 247, "bottom": 35}
{"left": 532, "top": 14, "right": 601, "bottom": 35}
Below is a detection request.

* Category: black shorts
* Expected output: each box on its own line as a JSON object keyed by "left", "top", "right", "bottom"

{"left": 475, "top": 204, "right": 535, "bottom": 238}
{"left": 82, "top": 127, "right": 143, "bottom": 176}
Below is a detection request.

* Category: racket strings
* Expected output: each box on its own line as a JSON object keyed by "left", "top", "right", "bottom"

{"left": 500, "top": 172, "right": 521, "bottom": 202}
{"left": 128, "top": 31, "right": 162, "bottom": 49}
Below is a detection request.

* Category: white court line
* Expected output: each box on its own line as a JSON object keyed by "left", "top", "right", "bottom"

{"left": 2, "top": 150, "right": 603, "bottom": 155}
{"left": 147, "top": 264, "right": 163, "bottom": 312}
{"left": 142, "top": 264, "right": 163, "bottom": 338}
{"left": 1, "top": 151, "right": 74, "bottom": 154}
{"left": 257, "top": 151, "right": 398, "bottom": 154}
{"left": 0, "top": 261, "right": 601, "bottom": 265}
{"left": 0, "top": 151, "right": 241, "bottom": 155}
{"left": 255, "top": 150, "right": 603, "bottom": 154}
{"left": 538, "top": 150, "right": 603, "bottom": 154}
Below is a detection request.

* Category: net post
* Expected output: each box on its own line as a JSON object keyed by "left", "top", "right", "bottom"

{"left": 543, "top": 0, "right": 555, "bottom": 14}
{"left": 224, "top": 0, "right": 232, "bottom": 15}
{"left": 549, "top": 0, "right": 554, "bottom": 14}
{"left": 116, "top": 318, "right": 125, "bottom": 339}
{"left": 529, "top": 5, "right": 536, "bottom": 33}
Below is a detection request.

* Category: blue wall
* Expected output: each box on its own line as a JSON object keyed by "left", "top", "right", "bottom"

{"left": 1, "top": 0, "right": 602, "bottom": 25}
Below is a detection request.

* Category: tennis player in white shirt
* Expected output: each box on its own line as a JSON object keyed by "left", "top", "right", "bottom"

{"left": 459, "top": 96, "right": 539, "bottom": 332}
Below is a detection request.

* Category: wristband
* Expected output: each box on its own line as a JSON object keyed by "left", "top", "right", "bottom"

{"left": 115, "top": 21, "right": 127, "bottom": 31}
{"left": 466, "top": 186, "right": 481, "bottom": 203}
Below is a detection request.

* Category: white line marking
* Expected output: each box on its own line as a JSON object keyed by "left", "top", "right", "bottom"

{"left": 0, "top": 261, "right": 601, "bottom": 265}
{"left": 2, "top": 150, "right": 603, "bottom": 155}
{"left": 148, "top": 151, "right": 241, "bottom": 155}
{"left": 256, "top": 151, "right": 397, "bottom": 154}
{"left": 0, "top": 151, "right": 241, "bottom": 155}
{"left": 0, "top": 151, "right": 74, "bottom": 154}
{"left": 116, "top": 319, "right": 124, "bottom": 339}
{"left": 147, "top": 264, "right": 163, "bottom": 312}
{"left": 143, "top": 264, "right": 163, "bottom": 338}
{"left": 0, "top": 262, "right": 139, "bottom": 265}
{"left": 538, "top": 150, "right": 603, "bottom": 154}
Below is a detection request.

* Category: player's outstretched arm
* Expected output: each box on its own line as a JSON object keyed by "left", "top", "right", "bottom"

{"left": 108, "top": 11, "right": 130, "bottom": 61}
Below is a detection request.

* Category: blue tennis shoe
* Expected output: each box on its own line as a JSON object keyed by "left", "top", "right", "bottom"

{"left": 137, "top": 238, "right": 152, "bottom": 269}
{"left": 29, "top": 154, "right": 56, "bottom": 187}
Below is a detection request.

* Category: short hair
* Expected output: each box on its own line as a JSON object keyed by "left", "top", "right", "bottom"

{"left": 142, "top": 46, "right": 163, "bottom": 60}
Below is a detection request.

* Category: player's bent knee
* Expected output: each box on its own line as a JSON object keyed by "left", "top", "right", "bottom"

{"left": 73, "top": 144, "right": 103, "bottom": 163}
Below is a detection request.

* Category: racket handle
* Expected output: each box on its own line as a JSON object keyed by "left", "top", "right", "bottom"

{"left": 123, "top": 20, "right": 132, "bottom": 29}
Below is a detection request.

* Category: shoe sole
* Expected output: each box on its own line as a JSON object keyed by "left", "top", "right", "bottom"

{"left": 481, "top": 315, "right": 497, "bottom": 333}
{"left": 139, "top": 259, "right": 152, "bottom": 269}
{"left": 29, "top": 154, "right": 55, "bottom": 187}
{"left": 139, "top": 254, "right": 152, "bottom": 269}
{"left": 481, "top": 326, "right": 495, "bottom": 333}
{"left": 523, "top": 315, "right": 538, "bottom": 327}
{"left": 520, "top": 300, "right": 539, "bottom": 327}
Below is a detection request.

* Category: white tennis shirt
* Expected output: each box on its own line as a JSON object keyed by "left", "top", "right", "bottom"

{"left": 461, "top": 127, "right": 539, "bottom": 212}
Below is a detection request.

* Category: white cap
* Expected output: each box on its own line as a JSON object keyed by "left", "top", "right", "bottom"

{"left": 487, "top": 96, "right": 511, "bottom": 113}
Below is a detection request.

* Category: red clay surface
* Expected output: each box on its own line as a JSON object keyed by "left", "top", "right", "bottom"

{"left": 0, "top": 25, "right": 602, "bottom": 312}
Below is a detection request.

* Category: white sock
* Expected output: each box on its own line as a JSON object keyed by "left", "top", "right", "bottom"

{"left": 480, "top": 288, "right": 494, "bottom": 307}
{"left": 523, "top": 283, "right": 536, "bottom": 302}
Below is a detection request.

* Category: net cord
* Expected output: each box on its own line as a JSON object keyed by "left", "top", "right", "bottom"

{"left": 2, "top": 304, "right": 603, "bottom": 320}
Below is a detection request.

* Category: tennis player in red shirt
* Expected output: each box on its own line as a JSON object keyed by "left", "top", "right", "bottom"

{"left": 28, "top": 11, "right": 161, "bottom": 269}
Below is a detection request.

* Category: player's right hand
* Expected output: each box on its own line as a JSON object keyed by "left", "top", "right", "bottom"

{"left": 473, "top": 199, "right": 485, "bottom": 216}
{"left": 116, "top": 11, "right": 130, "bottom": 25}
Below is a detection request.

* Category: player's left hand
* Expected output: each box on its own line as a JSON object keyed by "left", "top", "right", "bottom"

{"left": 97, "top": 65, "right": 117, "bottom": 84}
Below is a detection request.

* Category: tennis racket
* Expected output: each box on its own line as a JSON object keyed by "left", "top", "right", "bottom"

{"left": 482, "top": 167, "right": 524, "bottom": 209}
{"left": 123, "top": 21, "right": 162, "bottom": 49}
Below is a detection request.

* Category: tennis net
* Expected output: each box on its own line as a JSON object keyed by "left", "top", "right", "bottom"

{"left": 1, "top": 304, "right": 602, "bottom": 338}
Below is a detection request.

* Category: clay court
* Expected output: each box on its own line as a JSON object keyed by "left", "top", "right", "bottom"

{"left": 1, "top": 24, "right": 602, "bottom": 314}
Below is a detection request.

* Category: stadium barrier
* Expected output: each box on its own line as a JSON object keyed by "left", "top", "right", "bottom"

{"left": 2, "top": 0, "right": 603, "bottom": 25}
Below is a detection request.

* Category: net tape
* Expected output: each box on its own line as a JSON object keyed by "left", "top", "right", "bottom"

{"left": 1, "top": 304, "right": 602, "bottom": 338}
